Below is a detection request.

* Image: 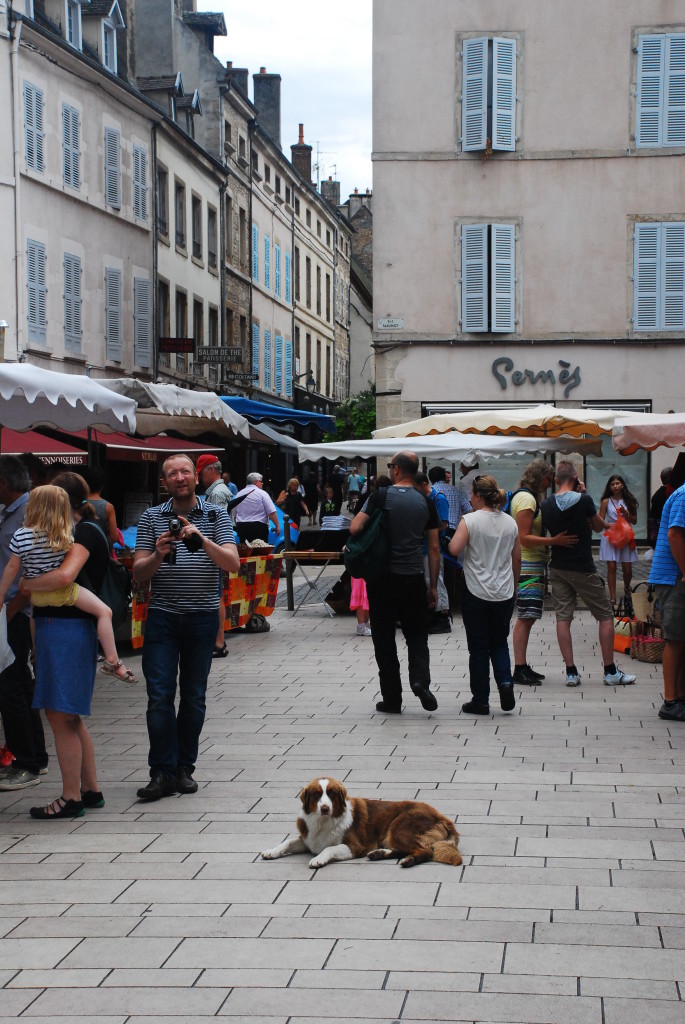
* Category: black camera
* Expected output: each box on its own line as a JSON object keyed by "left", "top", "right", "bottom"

{"left": 166, "top": 517, "right": 181, "bottom": 564}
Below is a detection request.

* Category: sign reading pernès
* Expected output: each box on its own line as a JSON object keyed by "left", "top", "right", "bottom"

{"left": 196, "top": 347, "right": 243, "bottom": 363}
{"left": 377, "top": 318, "right": 404, "bottom": 330}
{"left": 159, "top": 337, "right": 194, "bottom": 354}
{"left": 492, "top": 358, "right": 581, "bottom": 399}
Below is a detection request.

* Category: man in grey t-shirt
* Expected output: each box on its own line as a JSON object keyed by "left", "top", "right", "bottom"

{"left": 350, "top": 451, "right": 441, "bottom": 714}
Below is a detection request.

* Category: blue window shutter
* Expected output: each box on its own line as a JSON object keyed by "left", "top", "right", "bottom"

{"left": 636, "top": 35, "right": 665, "bottom": 148}
{"left": 462, "top": 37, "right": 488, "bottom": 151}
{"left": 461, "top": 224, "right": 488, "bottom": 332}
{"left": 275, "top": 244, "right": 281, "bottom": 297}
{"left": 64, "top": 253, "right": 81, "bottom": 351}
{"left": 133, "top": 145, "right": 148, "bottom": 220}
{"left": 264, "top": 235, "right": 271, "bottom": 290}
{"left": 62, "top": 103, "right": 80, "bottom": 188}
{"left": 633, "top": 223, "right": 660, "bottom": 330}
{"left": 665, "top": 34, "right": 685, "bottom": 146}
{"left": 275, "top": 334, "right": 283, "bottom": 392}
{"left": 264, "top": 329, "right": 271, "bottom": 389}
{"left": 24, "top": 82, "right": 44, "bottom": 172}
{"left": 104, "top": 127, "right": 121, "bottom": 209}
{"left": 134, "top": 277, "right": 152, "bottom": 367}
{"left": 252, "top": 322, "right": 260, "bottom": 377}
{"left": 492, "top": 38, "right": 516, "bottom": 151}
{"left": 252, "top": 223, "right": 259, "bottom": 281}
{"left": 663, "top": 222, "right": 685, "bottom": 330}
{"left": 490, "top": 224, "right": 515, "bottom": 332}
{"left": 27, "top": 239, "right": 47, "bottom": 344}
{"left": 105, "top": 267, "right": 122, "bottom": 359}
{"left": 285, "top": 251, "right": 291, "bottom": 303}
{"left": 284, "top": 338, "right": 293, "bottom": 397}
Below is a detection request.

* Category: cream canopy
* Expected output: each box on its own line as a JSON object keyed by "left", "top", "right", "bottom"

{"left": 612, "top": 412, "right": 685, "bottom": 455}
{"left": 298, "top": 433, "right": 603, "bottom": 462}
{"left": 373, "top": 404, "right": 621, "bottom": 439}
{"left": 0, "top": 364, "right": 136, "bottom": 433}
{"left": 95, "top": 379, "right": 250, "bottom": 439}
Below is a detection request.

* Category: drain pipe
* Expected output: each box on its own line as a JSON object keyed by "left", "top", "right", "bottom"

{"left": 9, "top": 15, "right": 24, "bottom": 362}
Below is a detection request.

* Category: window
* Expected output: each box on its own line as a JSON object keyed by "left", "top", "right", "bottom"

{"left": 264, "top": 329, "right": 271, "bottom": 389}
{"left": 105, "top": 267, "right": 122, "bottom": 360}
{"left": 133, "top": 145, "right": 148, "bottom": 221}
{"left": 305, "top": 256, "right": 311, "bottom": 307}
{"left": 295, "top": 197, "right": 300, "bottom": 216}
{"left": 225, "top": 194, "right": 233, "bottom": 262}
{"left": 636, "top": 34, "right": 685, "bottom": 148}
{"left": 158, "top": 279, "right": 170, "bottom": 366}
{"left": 66, "top": 0, "right": 82, "bottom": 49}
{"left": 240, "top": 314, "right": 247, "bottom": 349}
{"left": 325, "top": 273, "right": 331, "bottom": 322}
{"left": 208, "top": 306, "right": 218, "bottom": 347}
{"left": 306, "top": 209, "right": 311, "bottom": 227}
{"left": 226, "top": 306, "right": 234, "bottom": 346}
{"left": 239, "top": 207, "right": 247, "bottom": 270}
{"left": 252, "top": 322, "right": 260, "bottom": 376}
{"left": 306, "top": 332, "right": 311, "bottom": 372}
{"left": 295, "top": 326, "right": 300, "bottom": 361}
{"left": 286, "top": 186, "right": 291, "bottom": 205}
{"left": 24, "top": 82, "right": 44, "bottom": 172}
{"left": 275, "top": 334, "right": 283, "bottom": 392}
{"left": 284, "top": 338, "right": 293, "bottom": 398}
{"left": 326, "top": 229, "right": 331, "bottom": 247}
{"left": 102, "top": 19, "right": 117, "bottom": 73}
{"left": 62, "top": 103, "right": 80, "bottom": 189}
{"left": 274, "top": 243, "right": 281, "bottom": 298}
{"left": 157, "top": 167, "right": 169, "bottom": 236}
{"left": 191, "top": 195, "right": 202, "bottom": 260}
{"left": 252, "top": 223, "right": 259, "bottom": 281}
{"left": 238, "top": 135, "right": 246, "bottom": 160}
{"left": 316, "top": 337, "right": 321, "bottom": 385}
{"left": 63, "top": 253, "right": 81, "bottom": 351}
{"left": 461, "top": 36, "right": 517, "bottom": 152}
{"left": 175, "top": 182, "right": 186, "bottom": 248}
{"left": 634, "top": 221, "right": 685, "bottom": 330}
{"left": 175, "top": 289, "right": 187, "bottom": 371}
{"left": 326, "top": 343, "right": 331, "bottom": 396}
{"left": 104, "top": 127, "right": 121, "bottom": 209}
{"left": 316, "top": 219, "right": 321, "bottom": 238}
{"left": 294, "top": 247, "right": 300, "bottom": 301}
{"left": 285, "top": 251, "right": 291, "bottom": 304}
{"left": 134, "top": 278, "right": 152, "bottom": 368}
{"left": 27, "top": 239, "right": 46, "bottom": 344}
{"left": 460, "top": 223, "right": 516, "bottom": 333}
{"left": 264, "top": 164, "right": 271, "bottom": 184}
{"left": 251, "top": 150, "right": 259, "bottom": 174}
{"left": 275, "top": 174, "right": 281, "bottom": 194}
{"left": 264, "top": 234, "right": 271, "bottom": 290}
{"left": 208, "top": 207, "right": 217, "bottom": 270}
{"left": 193, "top": 299, "right": 204, "bottom": 347}
{"left": 316, "top": 265, "right": 322, "bottom": 316}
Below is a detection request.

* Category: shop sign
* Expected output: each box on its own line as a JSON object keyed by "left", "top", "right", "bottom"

{"left": 40, "top": 454, "right": 86, "bottom": 466}
{"left": 159, "top": 337, "right": 194, "bottom": 353}
{"left": 492, "top": 357, "right": 582, "bottom": 398}
{"left": 196, "top": 347, "right": 243, "bottom": 363}
{"left": 225, "top": 372, "right": 258, "bottom": 383}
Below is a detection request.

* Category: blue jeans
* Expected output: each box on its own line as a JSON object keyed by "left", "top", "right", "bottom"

{"left": 460, "top": 581, "right": 515, "bottom": 705}
{"left": 142, "top": 608, "right": 218, "bottom": 777}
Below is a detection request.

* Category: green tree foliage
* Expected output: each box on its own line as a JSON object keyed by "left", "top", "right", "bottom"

{"left": 324, "top": 384, "right": 376, "bottom": 442}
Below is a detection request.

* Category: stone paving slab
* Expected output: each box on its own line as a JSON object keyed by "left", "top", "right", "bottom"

{"left": 0, "top": 604, "right": 684, "bottom": 1022}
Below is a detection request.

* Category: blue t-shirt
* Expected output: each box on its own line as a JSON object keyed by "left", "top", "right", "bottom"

{"left": 649, "top": 484, "right": 685, "bottom": 585}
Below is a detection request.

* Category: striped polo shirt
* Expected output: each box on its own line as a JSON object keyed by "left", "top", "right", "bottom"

{"left": 136, "top": 497, "right": 235, "bottom": 613}
{"left": 649, "top": 484, "right": 685, "bottom": 586}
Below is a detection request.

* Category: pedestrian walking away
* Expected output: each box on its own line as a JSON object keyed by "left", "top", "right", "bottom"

{"left": 350, "top": 450, "right": 441, "bottom": 714}
{"left": 541, "top": 461, "right": 636, "bottom": 689}
{"left": 449, "top": 474, "right": 521, "bottom": 716}
{"left": 233, "top": 472, "right": 280, "bottom": 545}
{"left": 133, "top": 455, "right": 239, "bottom": 801}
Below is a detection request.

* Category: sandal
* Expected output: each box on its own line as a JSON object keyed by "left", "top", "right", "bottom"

{"left": 212, "top": 644, "right": 228, "bottom": 658}
{"left": 81, "top": 790, "right": 105, "bottom": 808}
{"left": 100, "top": 659, "right": 136, "bottom": 684}
{"left": 30, "top": 796, "right": 84, "bottom": 820}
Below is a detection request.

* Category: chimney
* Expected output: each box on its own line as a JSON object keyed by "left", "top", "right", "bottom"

{"left": 320, "top": 175, "right": 341, "bottom": 208}
{"left": 253, "top": 67, "right": 282, "bottom": 148}
{"left": 225, "top": 62, "right": 249, "bottom": 97}
{"left": 291, "top": 123, "right": 312, "bottom": 183}
{"left": 348, "top": 188, "right": 363, "bottom": 218}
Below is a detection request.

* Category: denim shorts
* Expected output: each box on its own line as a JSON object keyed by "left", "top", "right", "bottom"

{"left": 655, "top": 583, "right": 685, "bottom": 642}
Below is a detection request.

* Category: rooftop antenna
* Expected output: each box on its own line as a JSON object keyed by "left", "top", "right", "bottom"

{"left": 312, "top": 141, "right": 333, "bottom": 190}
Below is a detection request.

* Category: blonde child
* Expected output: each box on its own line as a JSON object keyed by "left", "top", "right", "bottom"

{"left": 350, "top": 576, "right": 372, "bottom": 636}
{"left": 0, "top": 485, "right": 135, "bottom": 683}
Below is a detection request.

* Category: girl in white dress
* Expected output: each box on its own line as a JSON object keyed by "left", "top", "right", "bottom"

{"left": 598, "top": 475, "right": 638, "bottom": 605}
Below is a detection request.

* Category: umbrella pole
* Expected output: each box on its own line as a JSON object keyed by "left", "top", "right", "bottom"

{"left": 87, "top": 427, "right": 93, "bottom": 467}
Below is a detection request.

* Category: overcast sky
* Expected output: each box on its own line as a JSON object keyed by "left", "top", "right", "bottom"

{"left": 197, "top": 1, "right": 373, "bottom": 200}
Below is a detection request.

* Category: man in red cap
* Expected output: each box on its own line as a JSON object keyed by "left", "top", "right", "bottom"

{"left": 196, "top": 456, "right": 232, "bottom": 656}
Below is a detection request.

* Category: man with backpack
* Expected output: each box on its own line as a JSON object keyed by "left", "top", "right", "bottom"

{"left": 349, "top": 451, "right": 441, "bottom": 714}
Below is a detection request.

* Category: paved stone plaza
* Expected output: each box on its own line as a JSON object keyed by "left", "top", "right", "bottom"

{"left": 0, "top": 576, "right": 683, "bottom": 1024}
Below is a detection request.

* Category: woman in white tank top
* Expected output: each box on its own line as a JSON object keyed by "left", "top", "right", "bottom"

{"left": 449, "top": 475, "right": 521, "bottom": 716}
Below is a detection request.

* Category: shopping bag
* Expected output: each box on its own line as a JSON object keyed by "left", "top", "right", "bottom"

{"left": 604, "top": 514, "right": 636, "bottom": 551}
{"left": 0, "top": 607, "right": 16, "bottom": 674}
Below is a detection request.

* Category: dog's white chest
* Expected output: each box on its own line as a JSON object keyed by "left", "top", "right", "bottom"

{"left": 299, "top": 806, "right": 353, "bottom": 854}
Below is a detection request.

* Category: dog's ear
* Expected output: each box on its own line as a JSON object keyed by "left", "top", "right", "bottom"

{"left": 329, "top": 779, "right": 347, "bottom": 817}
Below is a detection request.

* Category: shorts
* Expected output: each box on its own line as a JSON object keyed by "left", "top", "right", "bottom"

{"left": 549, "top": 568, "right": 613, "bottom": 623}
{"left": 31, "top": 583, "right": 80, "bottom": 608}
{"left": 655, "top": 583, "right": 685, "bottom": 643}
{"left": 516, "top": 560, "right": 545, "bottom": 620}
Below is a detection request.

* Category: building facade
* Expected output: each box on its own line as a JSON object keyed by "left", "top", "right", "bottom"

{"left": 373, "top": 0, "right": 685, "bottom": 524}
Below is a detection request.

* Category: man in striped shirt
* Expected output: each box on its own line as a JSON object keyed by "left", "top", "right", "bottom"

{"left": 134, "top": 455, "right": 239, "bottom": 801}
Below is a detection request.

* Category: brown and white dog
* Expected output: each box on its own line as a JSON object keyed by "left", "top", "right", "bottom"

{"left": 261, "top": 777, "right": 462, "bottom": 869}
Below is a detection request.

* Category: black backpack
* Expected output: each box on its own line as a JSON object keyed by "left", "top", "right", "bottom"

{"left": 343, "top": 488, "right": 390, "bottom": 582}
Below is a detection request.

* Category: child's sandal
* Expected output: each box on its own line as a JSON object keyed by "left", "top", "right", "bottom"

{"left": 100, "top": 660, "right": 136, "bottom": 684}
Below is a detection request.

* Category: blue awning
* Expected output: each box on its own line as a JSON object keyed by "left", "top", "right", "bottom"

{"left": 220, "top": 396, "right": 336, "bottom": 432}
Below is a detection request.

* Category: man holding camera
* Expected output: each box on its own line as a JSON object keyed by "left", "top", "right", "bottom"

{"left": 134, "top": 455, "right": 239, "bottom": 800}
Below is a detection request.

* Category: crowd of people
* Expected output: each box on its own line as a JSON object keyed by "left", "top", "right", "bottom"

{"left": 0, "top": 448, "right": 682, "bottom": 820}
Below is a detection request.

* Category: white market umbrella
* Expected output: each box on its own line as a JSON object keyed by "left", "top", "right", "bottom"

{"left": 373, "top": 404, "right": 620, "bottom": 439}
{"left": 612, "top": 412, "right": 685, "bottom": 455}
{"left": 95, "top": 379, "right": 249, "bottom": 439}
{"left": 298, "top": 433, "right": 603, "bottom": 462}
{"left": 0, "top": 364, "right": 136, "bottom": 433}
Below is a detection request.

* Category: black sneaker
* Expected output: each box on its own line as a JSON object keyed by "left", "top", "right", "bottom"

{"left": 412, "top": 686, "right": 438, "bottom": 712}
{"left": 498, "top": 683, "right": 516, "bottom": 711}
{"left": 461, "top": 700, "right": 490, "bottom": 715}
{"left": 427, "top": 613, "right": 452, "bottom": 634}
{"left": 176, "top": 767, "right": 198, "bottom": 794}
{"left": 513, "top": 665, "right": 542, "bottom": 685}
{"left": 137, "top": 771, "right": 177, "bottom": 801}
{"left": 526, "top": 664, "right": 545, "bottom": 680}
{"left": 658, "top": 700, "right": 685, "bottom": 722}
{"left": 375, "top": 701, "right": 402, "bottom": 714}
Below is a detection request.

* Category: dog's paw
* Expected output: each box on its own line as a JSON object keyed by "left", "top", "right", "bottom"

{"left": 260, "top": 849, "right": 277, "bottom": 859}
{"left": 308, "top": 855, "right": 327, "bottom": 869}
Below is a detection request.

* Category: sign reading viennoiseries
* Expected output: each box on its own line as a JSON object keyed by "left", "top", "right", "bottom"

{"left": 492, "top": 357, "right": 582, "bottom": 398}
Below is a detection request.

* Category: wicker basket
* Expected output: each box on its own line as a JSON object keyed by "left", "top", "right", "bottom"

{"left": 631, "top": 583, "right": 659, "bottom": 625}
{"left": 630, "top": 622, "right": 665, "bottom": 663}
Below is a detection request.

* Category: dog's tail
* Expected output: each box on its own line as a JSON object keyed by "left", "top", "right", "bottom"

{"left": 424, "top": 822, "right": 462, "bottom": 866}
{"left": 432, "top": 838, "right": 462, "bottom": 866}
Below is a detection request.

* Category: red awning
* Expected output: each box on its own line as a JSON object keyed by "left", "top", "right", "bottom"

{"left": 0, "top": 428, "right": 87, "bottom": 465}
{"left": 69, "top": 430, "right": 224, "bottom": 463}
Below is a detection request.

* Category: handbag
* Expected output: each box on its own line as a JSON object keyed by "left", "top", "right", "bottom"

{"left": 81, "top": 522, "right": 131, "bottom": 630}
{"left": 343, "top": 487, "right": 390, "bottom": 582}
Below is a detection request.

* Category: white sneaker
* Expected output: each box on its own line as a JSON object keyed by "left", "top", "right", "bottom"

{"left": 356, "top": 623, "right": 372, "bottom": 637}
{"left": 566, "top": 672, "right": 582, "bottom": 687}
{"left": 604, "top": 669, "right": 637, "bottom": 686}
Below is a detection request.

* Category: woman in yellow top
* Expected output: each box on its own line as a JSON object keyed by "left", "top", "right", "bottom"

{"left": 511, "top": 461, "right": 577, "bottom": 686}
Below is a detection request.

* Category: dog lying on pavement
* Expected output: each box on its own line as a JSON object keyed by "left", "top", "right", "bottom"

{"left": 260, "top": 777, "right": 462, "bottom": 869}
